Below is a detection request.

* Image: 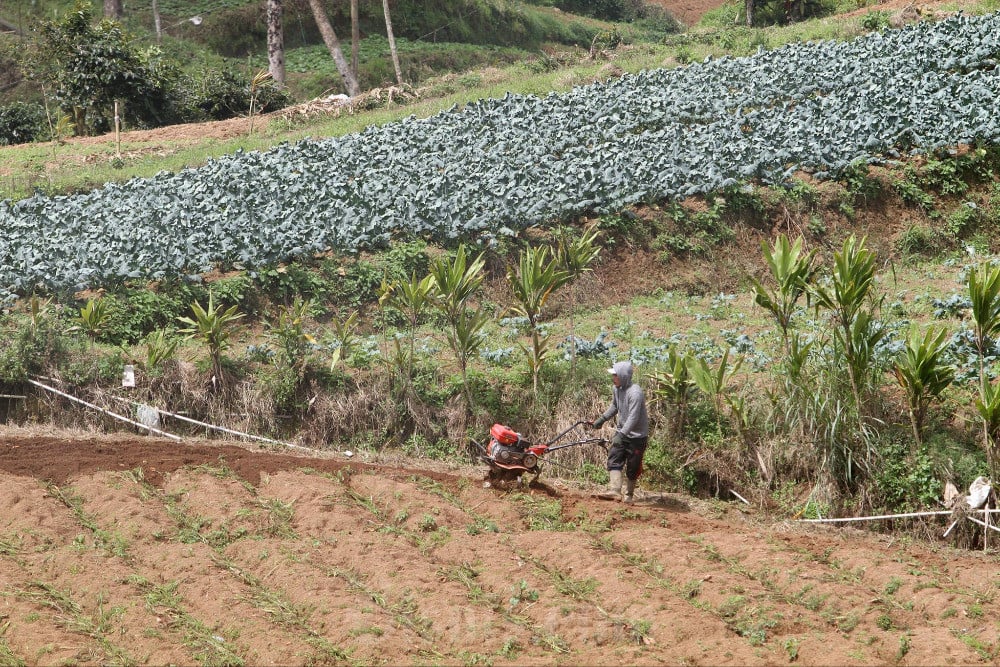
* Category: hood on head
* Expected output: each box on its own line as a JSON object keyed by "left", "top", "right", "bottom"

{"left": 609, "top": 360, "right": 634, "bottom": 389}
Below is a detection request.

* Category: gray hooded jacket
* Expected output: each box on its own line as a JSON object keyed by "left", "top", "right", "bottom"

{"left": 599, "top": 361, "right": 648, "bottom": 440}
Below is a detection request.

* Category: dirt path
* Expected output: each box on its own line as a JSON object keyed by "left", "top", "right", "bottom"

{"left": 0, "top": 433, "right": 995, "bottom": 665}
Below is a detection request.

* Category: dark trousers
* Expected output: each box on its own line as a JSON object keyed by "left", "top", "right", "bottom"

{"left": 607, "top": 436, "right": 648, "bottom": 481}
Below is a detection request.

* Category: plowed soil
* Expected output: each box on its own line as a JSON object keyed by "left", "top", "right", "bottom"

{"left": 0, "top": 434, "right": 997, "bottom": 665}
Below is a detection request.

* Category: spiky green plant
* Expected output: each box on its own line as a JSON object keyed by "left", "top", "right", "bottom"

{"left": 892, "top": 326, "right": 954, "bottom": 451}
{"left": 268, "top": 297, "right": 316, "bottom": 376}
{"left": 555, "top": 224, "right": 602, "bottom": 375}
{"left": 144, "top": 329, "right": 178, "bottom": 372}
{"left": 649, "top": 346, "right": 697, "bottom": 438}
{"left": 751, "top": 234, "right": 818, "bottom": 353}
{"left": 378, "top": 273, "right": 435, "bottom": 392}
{"left": 507, "top": 245, "right": 571, "bottom": 396}
{"left": 811, "top": 234, "right": 880, "bottom": 409}
{"left": 428, "top": 245, "right": 487, "bottom": 406}
{"left": 177, "top": 291, "right": 245, "bottom": 384}
{"left": 68, "top": 296, "right": 110, "bottom": 345}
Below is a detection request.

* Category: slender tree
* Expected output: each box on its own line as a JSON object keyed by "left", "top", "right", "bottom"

{"left": 382, "top": 0, "right": 403, "bottom": 85}
{"left": 350, "top": 0, "right": 360, "bottom": 85}
{"left": 307, "top": 0, "right": 360, "bottom": 96}
{"left": 266, "top": 0, "right": 286, "bottom": 87}
{"left": 103, "top": 0, "right": 123, "bottom": 19}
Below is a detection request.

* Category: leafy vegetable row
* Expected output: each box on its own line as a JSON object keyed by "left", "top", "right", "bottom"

{"left": 2, "top": 11, "right": 999, "bottom": 297}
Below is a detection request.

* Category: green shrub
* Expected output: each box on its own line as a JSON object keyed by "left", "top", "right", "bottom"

{"left": 860, "top": 10, "right": 891, "bottom": 31}
{"left": 874, "top": 440, "right": 941, "bottom": 511}
{"left": 0, "top": 102, "right": 47, "bottom": 145}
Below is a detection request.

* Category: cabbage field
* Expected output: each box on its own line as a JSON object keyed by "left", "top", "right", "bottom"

{"left": 1, "top": 12, "right": 999, "bottom": 298}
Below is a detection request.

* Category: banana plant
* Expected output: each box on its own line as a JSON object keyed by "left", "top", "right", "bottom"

{"left": 177, "top": 291, "right": 245, "bottom": 385}
{"left": 750, "top": 234, "right": 818, "bottom": 353}
{"left": 507, "top": 245, "right": 571, "bottom": 396}
{"left": 893, "top": 326, "right": 954, "bottom": 451}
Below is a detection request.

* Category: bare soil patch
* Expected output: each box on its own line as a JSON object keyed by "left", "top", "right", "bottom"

{"left": 0, "top": 432, "right": 996, "bottom": 665}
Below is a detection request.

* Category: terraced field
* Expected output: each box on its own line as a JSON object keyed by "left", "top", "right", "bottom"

{"left": 0, "top": 434, "right": 996, "bottom": 665}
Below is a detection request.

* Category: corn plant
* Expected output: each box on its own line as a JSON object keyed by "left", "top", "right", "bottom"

{"left": 750, "top": 234, "right": 818, "bottom": 354}
{"left": 247, "top": 68, "right": 272, "bottom": 136}
{"left": 177, "top": 291, "right": 245, "bottom": 384}
{"left": 507, "top": 245, "right": 571, "bottom": 396}
{"left": 893, "top": 326, "right": 954, "bottom": 451}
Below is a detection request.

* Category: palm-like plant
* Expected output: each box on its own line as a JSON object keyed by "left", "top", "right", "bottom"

{"left": 690, "top": 348, "right": 744, "bottom": 441}
{"left": 811, "top": 234, "right": 879, "bottom": 409}
{"left": 649, "top": 346, "right": 697, "bottom": 438}
{"left": 507, "top": 245, "right": 571, "bottom": 395}
{"left": 555, "top": 224, "right": 601, "bottom": 375}
{"left": 268, "top": 297, "right": 316, "bottom": 377}
{"left": 144, "top": 329, "right": 178, "bottom": 373}
{"left": 893, "top": 326, "right": 954, "bottom": 451}
{"left": 751, "top": 234, "right": 818, "bottom": 353}
{"left": 177, "top": 291, "right": 245, "bottom": 384}
{"left": 967, "top": 262, "right": 1000, "bottom": 470}
{"left": 428, "top": 246, "right": 488, "bottom": 407}
{"left": 69, "top": 296, "right": 111, "bottom": 345}
{"left": 379, "top": 273, "right": 435, "bottom": 391}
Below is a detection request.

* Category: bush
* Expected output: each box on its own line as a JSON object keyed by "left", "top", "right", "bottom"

{"left": 182, "top": 67, "right": 291, "bottom": 122}
{"left": 0, "top": 102, "right": 47, "bottom": 145}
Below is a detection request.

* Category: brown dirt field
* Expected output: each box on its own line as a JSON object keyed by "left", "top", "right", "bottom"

{"left": 0, "top": 433, "right": 997, "bottom": 665}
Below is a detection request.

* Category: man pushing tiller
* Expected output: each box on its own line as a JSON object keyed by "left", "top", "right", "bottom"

{"left": 588, "top": 360, "right": 648, "bottom": 503}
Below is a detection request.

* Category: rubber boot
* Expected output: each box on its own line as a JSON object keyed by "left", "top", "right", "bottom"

{"left": 623, "top": 478, "right": 637, "bottom": 504}
{"left": 598, "top": 470, "right": 623, "bottom": 500}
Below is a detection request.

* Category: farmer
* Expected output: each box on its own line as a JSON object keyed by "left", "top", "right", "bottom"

{"left": 588, "top": 360, "right": 648, "bottom": 503}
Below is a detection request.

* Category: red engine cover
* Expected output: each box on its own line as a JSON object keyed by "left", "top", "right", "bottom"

{"left": 490, "top": 423, "right": 519, "bottom": 446}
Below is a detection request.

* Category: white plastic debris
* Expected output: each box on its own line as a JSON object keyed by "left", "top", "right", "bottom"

{"left": 966, "top": 476, "right": 992, "bottom": 509}
{"left": 344, "top": 450, "right": 353, "bottom": 458}
{"left": 135, "top": 404, "right": 161, "bottom": 431}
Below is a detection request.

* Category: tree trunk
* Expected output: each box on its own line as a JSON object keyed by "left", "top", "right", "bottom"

{"left": 382, "top": 0, "right": 403, "bottom": 85}
{"left": 307, "top": 0, "right": 360, "bottom": 96}
{"left": 745, "top": 0, "right": 754, "bottom": 26}
{"left": 267, "top": 0, "right": 286, "bottom": 87}
{"left": 103, "top": 0, "right": 123, "bottom": 19}
{"left": 152, "top": 0, "right": 162, "bottom": 42}
{"left": 350, "top": 0, "right": 360, "bottom": 85}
